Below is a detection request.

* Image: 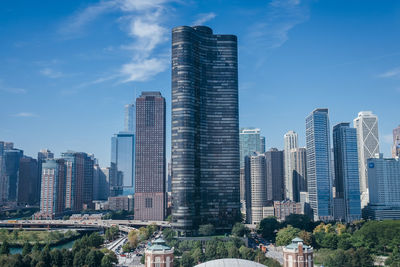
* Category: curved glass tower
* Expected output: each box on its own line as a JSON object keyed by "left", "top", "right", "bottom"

{"left": 171, "top": 26, "right": 240, "bottom": 234}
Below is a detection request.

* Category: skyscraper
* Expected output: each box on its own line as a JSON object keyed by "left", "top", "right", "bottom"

{"left": 239, "top": 128, "right": 265, "bottom": 213}
{"left": 290, "top": 147, "right": 307, "bottom": 202}
{"left": 17, "top": 156, "right": 39, "bottom": 205}
{"left": 265, "top": 148, "right": 284, "bottom": 201}
{"left": 306, "top": 108, "right": 333, "bottom": 221}
{"left": 134, "top": 92, "right": 166, "bottom": 221}
{"left": 37, "top": 149, "right": 54, "bottom": 204}
{"left": 171, "top": 26, "right": 240, "bottom": 234}
{"left": 366, "top": 155, "right": 400, "bottom": 220}
{"left": 93, "top": 164, "right": 109, "bottom": 200}
{"left": 0, "top": 147, "right": 23, "bottom": 203}
{"left": 393, "top": 125, "right": 400, "bottom": 158}
{"left": 111, "top": 132, "right": 135, "bottom": 195}
{"left": 61, "top": 151, "right": 94, "bottom": 211}
{"left": 39, "top": 159, "right": 66, "bottom": 218}
{"left": 124, "top": 102, "right": 135, "bottom": 133}
{"left": 245, "top": 153, "right": 267, "bottom": 224}
{"left": 332, "top": 123, "right": 361, "bottom": 222}
{"left": 353, "top": 111, "right": 379, "bottom": 207}
{"left": 284, "top": 131, "right": 298, "bottom": 200}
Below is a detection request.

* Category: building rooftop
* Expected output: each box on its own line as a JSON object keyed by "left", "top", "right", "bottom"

{"left": 285, "top": 237, "right": 312, "bottom": 250}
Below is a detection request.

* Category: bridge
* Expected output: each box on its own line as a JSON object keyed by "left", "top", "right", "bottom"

{"left": 0, "top": 219, "right": 171, "bottom": 233}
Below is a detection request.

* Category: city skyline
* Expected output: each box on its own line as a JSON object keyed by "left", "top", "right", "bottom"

{"left": 1, "top": 1, "right": 399, "bottom": 166}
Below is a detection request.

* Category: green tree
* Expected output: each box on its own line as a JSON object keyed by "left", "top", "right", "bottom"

{"left": 239, "top": 245, "right": 255, "bottom": 261}
{"left": 337, "top": 233, "right": 352, "bottom": 250}
{"left": 127, "top": 230, "right": 138, "bottom": 249}
{"left": 88, "top": 232, "right": 104, "bottom": 248}
{"left": 39, "top": 245, "right": 51, "bottom": 266}
{"left": 284, "top": 214, "right": 314, "bottom": 231}
{"left": 231, "top": 223, "right": 249, "bottom": 237}
{"left": 73, "top": 248, "right": 89, "bottom": 267}
{"left": 199, "top": 224, "right": 215, "bottom": 236}
{"left": 162, "top": 228, "right": 175, "bottom": 243}
{"left": 386, "top": 246, "right": 400, "bottom": 267}
{"left": 298, "top": 230, "right": 313, "bottom": 246}
{"left": 86, "top": 249, "right": 104, "bottom": 267}
{"left": 191, "top": 247, "right": 204, "bottom": 264}
{"left": 204, "top": 240, "right": 217, "bottom": 261}
{"left": 321, "top": 233, "right": 338, "bottom": 249}
{"left": 216, "top": 242, "right": 228, "bottom": 258}
{"left": 258, "top": 216, "right": 280, "bottom": 242}
{"left": 276, "top": 225, "right": 301, "bottom": 246}
{"left": 226, "top": 242, "right": 239, "bottom": 258}
{"left": 61, "top": 248, "right": 74, "bottom": 267}
{"left": 181, "top": 251, "right": 193, "bottom": 267}
{"left": 22, "top": 241, "right": 32, "bottom": 257}
{"left": 0, "top": 241, "right": 10, "bottom": 255}
{"left": 50, "top": 249, "right": 63, "bottom": 267}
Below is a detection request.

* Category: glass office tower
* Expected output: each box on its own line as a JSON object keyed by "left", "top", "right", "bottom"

{"left": 111, "top": 132, "right": 135, "bottom": 195}
{"left": 171, "top": 26, "right": 240, "bottom": 235}
{"left": 306, "top": 108, "right": 333, "bottom": 221}
{"left": 332, "top": 123, "right": 361, "bottom": 222}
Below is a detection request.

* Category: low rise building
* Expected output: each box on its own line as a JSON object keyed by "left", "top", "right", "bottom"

{"left": 145, "top": 238, "right": 174, "bottom": 267}
{"left": 283, "top": 237, "right": 313, "bottom": 267}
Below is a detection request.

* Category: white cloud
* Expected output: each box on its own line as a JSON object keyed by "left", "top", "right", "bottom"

{"left": 13, "top": 112, "right": 37, "bottom": 118}
{"left": 62, "top": 0, "right": 172, "bottom": 83}
{"left": 40, "top": 68, "right": 63, "bottom": 78}
{"left": 0, "top": 80, "right": 27, "bottom": 94}
{"left": 247, "top": 0, "right": 310, "bottom": 50}
{"left": 379, "top": 67, "right": 400, "bottom": 79}
{"left": 193, "top": 12, "right": 216, "bottom": 25}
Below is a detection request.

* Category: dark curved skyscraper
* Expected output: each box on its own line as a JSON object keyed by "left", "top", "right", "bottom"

{"left": 171, "top": 26, "right": 240, "bottom": 235}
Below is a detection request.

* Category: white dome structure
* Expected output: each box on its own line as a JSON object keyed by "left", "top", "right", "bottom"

{"left": 194, "top": 258, "right": 266, "bottom": 267}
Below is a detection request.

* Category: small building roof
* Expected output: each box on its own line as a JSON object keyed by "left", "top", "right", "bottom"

{"left": 285, "top": 237, "right": 312, "bottom": 250}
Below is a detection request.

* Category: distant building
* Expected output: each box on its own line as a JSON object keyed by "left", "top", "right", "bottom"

{"left": 93, "top": 164, "right": 109, "bottom": 200}
{"left": 124, "top": 102, "right": 135, "bottom": 133}
{"left": 37, "top": 149, "right": 54, "bottom": 205}
{"left": 61, "top": 151, "right": 94, "bottom": 211}
{"left": 283, "top": 237, "right": 313, "bottom": 267}
{"left": 265, "top": 148, "right": 284, "bottom": 201}
{"left": 365, "top": 154, "right": 400, "bottom": 220}
{"left": 393, "top": 125, "right": 400, "bottom": 158}
{"left": 111, "top": 132, "right": 135, "bottom": 195}
{"left": 284, "top": 131, "right": 298, "bottom": 200}
{"left": 0, "top": 146, "right": 23, "bottom": 203}
{"left": 245, "top": 153, "right": 267, "bottom": 224}
{"left": 274, "top": 200, "right": 311, "bottom": 221}
{"left": 353, "top": 111, "right": 380, "bottom": 207}
{"left": 108, "top": 195, "right": 133, "bottom": 211}
{"left": 332, "top": 123, "right": 361, "bottom": 222}
{"left": 17, "top": 156, "right": 39, "bottom": 205}
{"left": 145, "top": 238, "right": 174, "bottom": 267}
{"left": 134, "top": 92, "right": 166, "bottom": 221}
{"left": 38, "top": 159, "right": 66, "bottom": 219}
{"left": 290, "top": 147, "right": 307, "bottom": 202}
{"left": 262, "top": 206, "right": 275, "bottom": 218}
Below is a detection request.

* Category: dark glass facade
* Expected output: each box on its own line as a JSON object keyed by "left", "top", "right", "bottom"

{"left": 265, "top": 148, "right": 284, "bottom": 201}
{"left": 18, "top": 156, "right": 39, "bottom": 205}
{"left": 134, "top": 92, "right": 166, "bottom": 221}
{"left": 171, "top": 26, "right": 240, "bottom": 234}
{"left": 333, "top": 123, "right": 361, "bottom": 222}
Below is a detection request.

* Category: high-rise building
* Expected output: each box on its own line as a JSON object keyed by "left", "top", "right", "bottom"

{"left": 93, "top": 164, "right": 109, "bottom": 200}
{"left": 240, "top": 128, "right": 264, "bottom": 168}
{"left": 61, "top": 151, "right": 94, "bottom": 211}
{"left": 39, "top": 159, "right": 66, "bottom": 218}
{"left": 332, "top": 123, "right": 361, "bottom": 222}
{"left": 111, "top": 132, "right": 135, "bottom": 195}
{"left": 393, "top": 125, "right": 400, "bottom": 158}
{"left": 17, "top": 156, "right": 39, "bottom": 205}
{"left": 239, "top": 128, "right": 265, "bottom": 215}
{"left": 124, "top": 102, "right": 135, "bottom": 133}
{"left": 37, "top": 149, "right": 54, "bottom": 205}
{"left": 0, "top": 147, "right": 23, "bottom": 203}
{"left": 284, "top": 131, "right": 298, "bottom": 200}
{"left": 171, "top": 26, "right": 240, "bottom": 234}
{"left": 290, "top": 147, "right": 307, "bottom": 202}
{"left": 353, "top": 111, "right": 379, "bottom": 207}
{"left": 306, "top": 108, "right": 333, "bottom": 221}
{"left": 265, "top": 148, "right": 284, "bottom": 201}
{"left": 365, "top": 155, "right": 400, "bottom": 220}
{"left": 134, "top": 92, "right": 166, "bottom": 221}
{"left": 245, "top": 153, "right": 267, "bottom": 224}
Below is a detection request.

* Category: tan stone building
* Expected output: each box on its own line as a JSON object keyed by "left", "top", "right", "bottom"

{"left": 283, "top": 237, "right": 313, "bottom": 267}
{"left": 145, "top": 238, "right": 174, "bottom": 267}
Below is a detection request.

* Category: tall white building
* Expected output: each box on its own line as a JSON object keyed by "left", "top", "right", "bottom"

{"left": 245, "top": 153, "right": 268, "bottom": 224}
{"left": 353, "top": 111, "right": 380, "bottom": 207}
{"left": 284, "top": 131, "right": 298, "bottom": 200}
{"left": 290, "top": 147, "right": 307, "bottom": 202}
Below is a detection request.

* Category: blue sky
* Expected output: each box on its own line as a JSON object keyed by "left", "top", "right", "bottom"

{"left": 1, "top": 0, "right": 399, "bottom": 166}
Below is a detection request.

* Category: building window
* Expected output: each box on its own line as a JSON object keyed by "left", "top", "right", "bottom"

{"left": 145, "top": 198, "right": 153, "bottom": 208}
